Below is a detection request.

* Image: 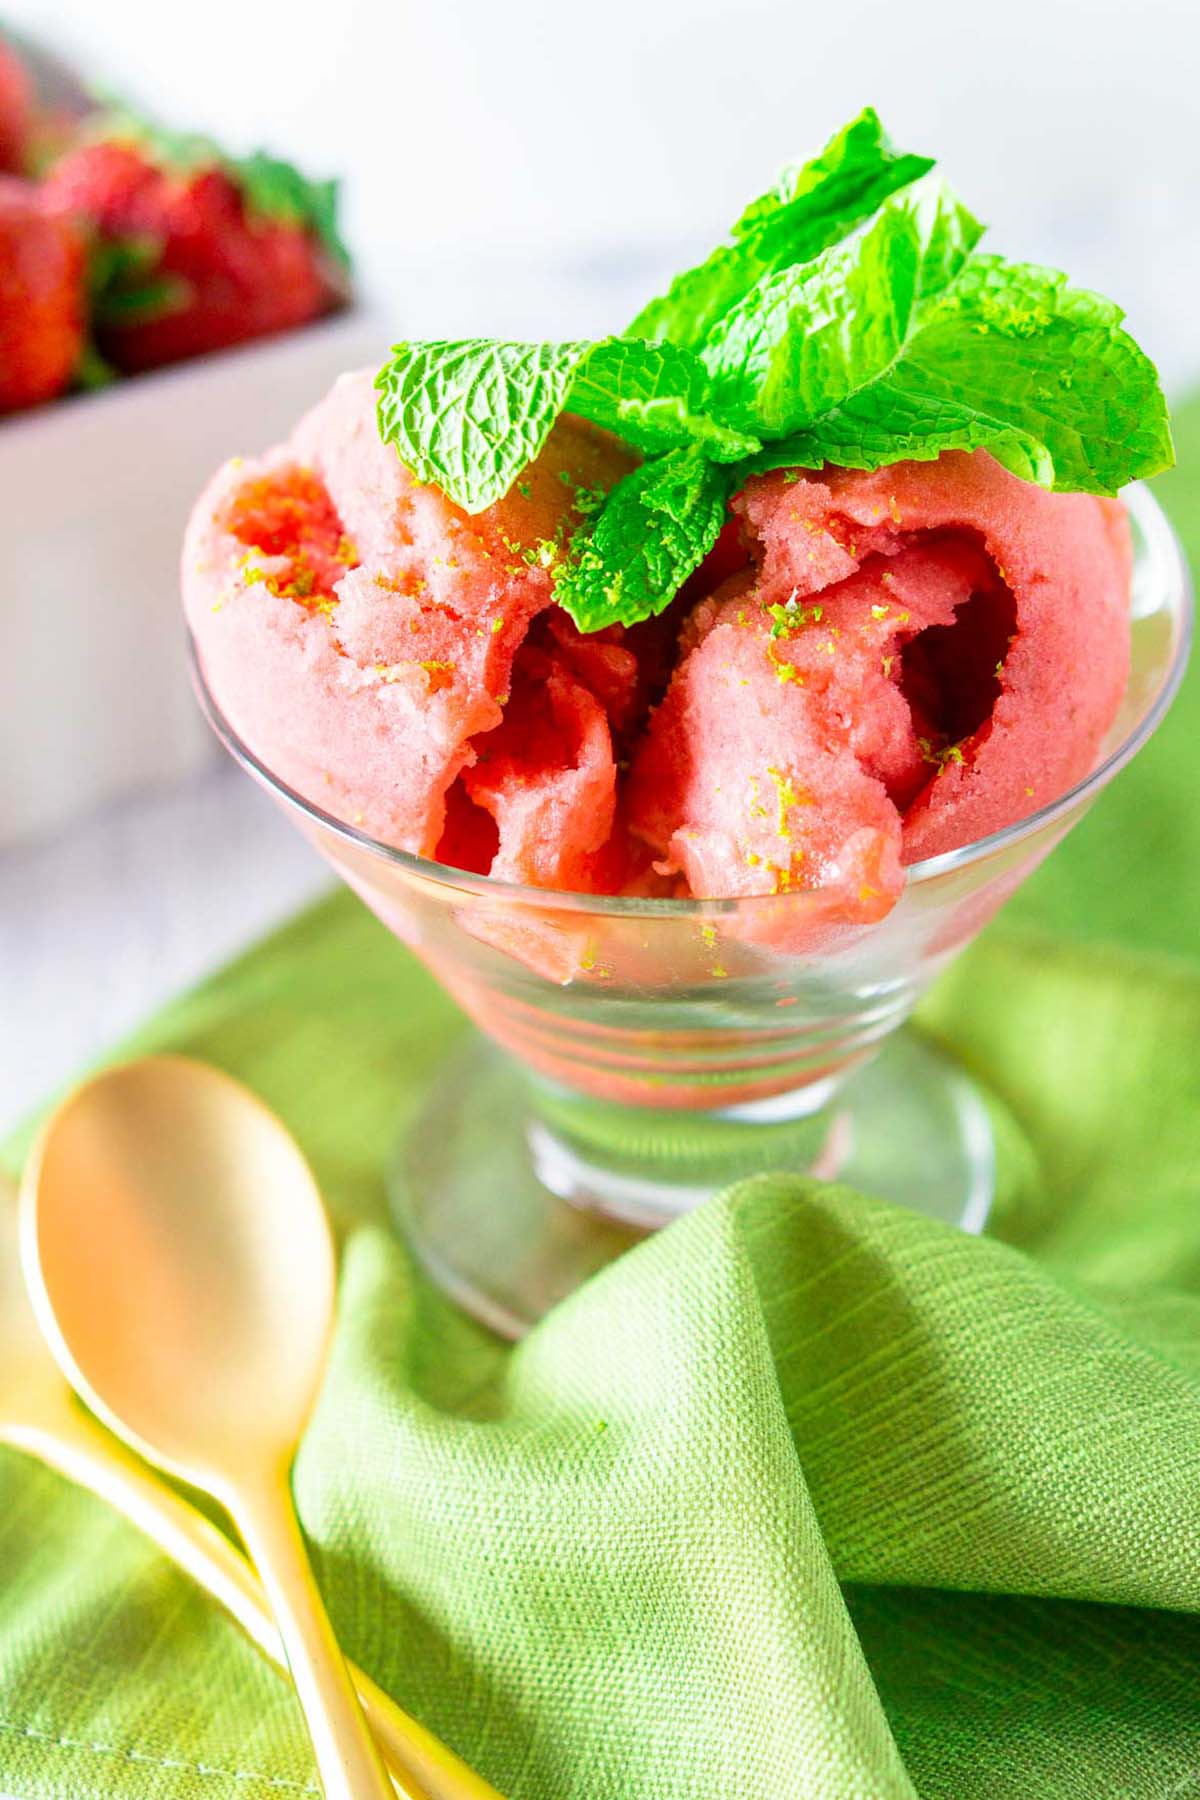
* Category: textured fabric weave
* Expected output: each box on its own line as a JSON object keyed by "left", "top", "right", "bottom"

{"left": 0, "top": 409, "right": 1198, "bottom": 1798}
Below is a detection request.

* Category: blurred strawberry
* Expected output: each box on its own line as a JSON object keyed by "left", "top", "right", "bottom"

{"left": 44, "top": 122, "right": 349, "bottom": 372}
{"left": 0, "top": 175, "right": 85, "bottom": 410}
{"left": 0, "top": 36, "right": 33, "bottom": 173}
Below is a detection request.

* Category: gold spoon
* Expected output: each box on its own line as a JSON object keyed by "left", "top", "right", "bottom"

{"left": 17, "top": 1057, "right": 494, "bottom": 1800}
{"left": 0, "top": 1170, "right": 499, "bottom": 1800}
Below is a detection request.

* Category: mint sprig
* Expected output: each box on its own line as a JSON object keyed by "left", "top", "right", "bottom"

{"left": 628, "top": 108, "right": 937, "bottom": 352}
{"left": 375, "top": 335, "right": 760, "bottom": 514}
{"left": 698, "top": 174, "right": 983, "bottom": 436}
{"left": 554, "top": 448, "right": 734, "bottom": 630}
{"left": 376, "top": 340, "right": 588, "bottom": 513}
{"left": 567, "top": 338, "right": 758, "bottom": 460}
{"left": 373, "top": 105, "right": 1173, "bottom": 632}
{"left": 743, "top": 257, "right": 1170, "bottom": 495}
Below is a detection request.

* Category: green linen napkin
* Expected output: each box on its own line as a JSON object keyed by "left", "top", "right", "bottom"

{"left": 0, "top": 404, "right": 1197, "bottom": 1800}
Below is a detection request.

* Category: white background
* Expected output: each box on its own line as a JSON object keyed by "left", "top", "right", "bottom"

{"left": 9, "top": 0, "right": 1200, "bottom": 372}
{"left": 2, "top": 0, "right": 1198, "bottom": 1132}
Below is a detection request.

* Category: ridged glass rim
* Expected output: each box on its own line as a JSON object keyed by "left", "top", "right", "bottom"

{"left": 189, "top": 481, "right": 1192, "bottom": 919}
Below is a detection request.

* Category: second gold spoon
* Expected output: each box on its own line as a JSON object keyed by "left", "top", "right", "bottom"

{"left": 0, "top": 1166, "right": 499, "bottom": 1800}
{"left": 18, "top": 1057, "right": 468, "bottom": 1800}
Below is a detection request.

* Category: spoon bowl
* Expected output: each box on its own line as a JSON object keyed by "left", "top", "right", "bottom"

{"left": 23, "top": 1056, "right": 336, "bottom": 1485}
{"left": 0, "top": 1158, "right": 500, "bottom": 1799}
{"left": 22, "top": 1055, "right": 396, "bottom": 1800}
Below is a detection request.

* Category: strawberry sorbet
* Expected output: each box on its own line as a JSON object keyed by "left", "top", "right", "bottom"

{"left": 183, "top": 370, "right": 1131, "bottom": 923}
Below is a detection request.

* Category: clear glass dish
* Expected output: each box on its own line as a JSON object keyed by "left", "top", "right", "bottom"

{"left": 190, "top": 483, "right": 1192, "bottom": 1336}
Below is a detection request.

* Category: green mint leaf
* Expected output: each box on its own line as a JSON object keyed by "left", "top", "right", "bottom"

{"left": 375, "top": 335, "right": 760, "bottom": 511}
{"left": 375, "top": 340, "right": 590, "bottom": 512}
{"left": 701, "top": 172, "right": 982, "bottom": 436}
{"left": 628, "top": 107, "right": 935, "bottom": 351}
{"left": 741, "top": 255, "right": 1173, "bottom": 495}
{"left": 567, "top": 337, "right": 760, "bottom": 460}
{"left": 372, "top": 110, "right": 1172, "bottom": 601}
{"left": 554, "top": 446, "right": 733, "bottom": 631}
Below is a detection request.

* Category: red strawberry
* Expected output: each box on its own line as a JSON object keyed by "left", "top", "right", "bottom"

{"left": 0, "top": 38, "right": 32, "bottom": 174}
{"left": 0, "top": 175, "right": 85, "bottom": 411}
{"left": 44, "top": 135, "right": 345, "bottom": 373}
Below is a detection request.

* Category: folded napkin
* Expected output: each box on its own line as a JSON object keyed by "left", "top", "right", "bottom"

{"left": 1, "top": 409, "right": 1197, "bottom": 1800}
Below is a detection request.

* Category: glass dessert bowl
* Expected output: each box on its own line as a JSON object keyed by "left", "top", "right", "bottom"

{"left": 190, "top": 483, "right": 1191, "bottom": 1336}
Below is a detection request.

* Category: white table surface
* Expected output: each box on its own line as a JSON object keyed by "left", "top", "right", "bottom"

{"left": 0, "top": 765, "right": 331, "bottom": 1136}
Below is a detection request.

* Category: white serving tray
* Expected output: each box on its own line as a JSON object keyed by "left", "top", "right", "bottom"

{"left": 0, "top": 304, "right": 389, "bottom": 847}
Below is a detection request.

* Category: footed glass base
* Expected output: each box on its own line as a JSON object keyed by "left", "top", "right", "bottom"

{"left": 390, "top": 1027, "right": 994, "bottom": 1339}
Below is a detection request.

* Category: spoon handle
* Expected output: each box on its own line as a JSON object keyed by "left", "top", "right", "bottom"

{"left": 6, "top": 1409, "right": 502, "bottom": 1800}
{"left": 234, "top": 1470, "right": 399, "bottom": 1800}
